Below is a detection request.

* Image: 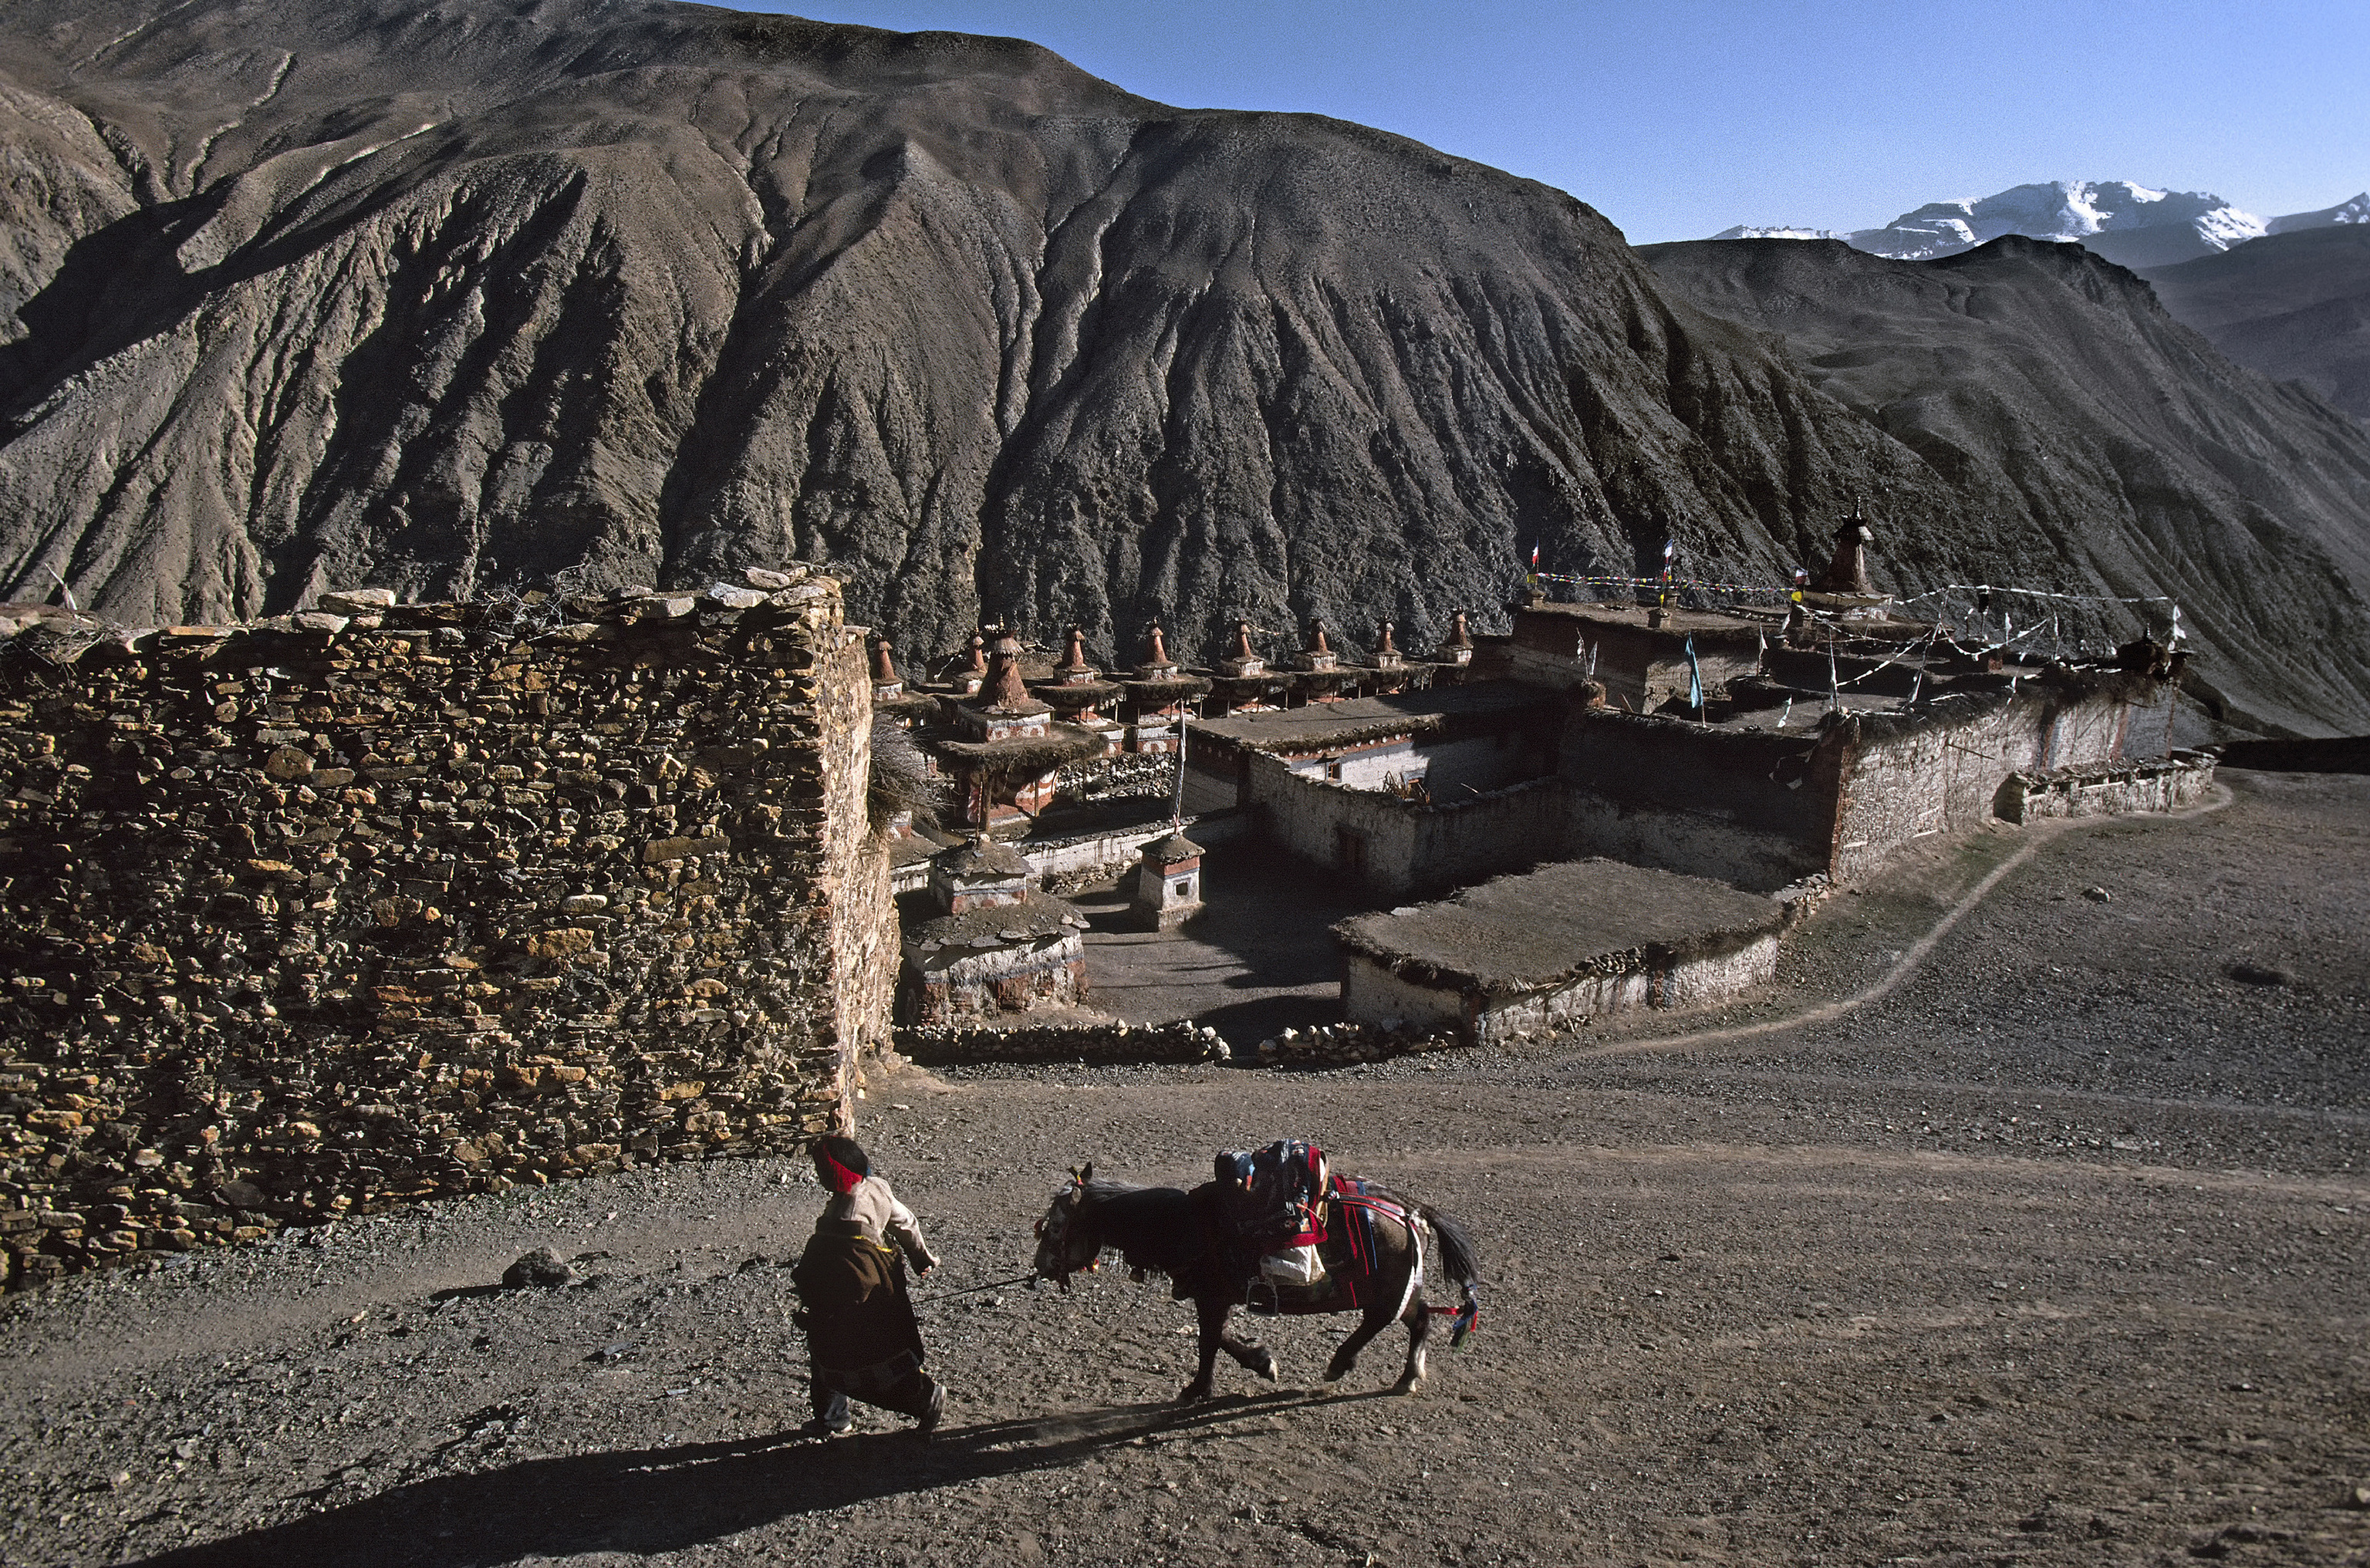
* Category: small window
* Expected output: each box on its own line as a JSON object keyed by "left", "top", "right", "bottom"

{"left": 1174, "top": 880, "right": 1191, "bottom": 898}
{"left": 1325, "top": 760, "right": 1344, "bottom": 781}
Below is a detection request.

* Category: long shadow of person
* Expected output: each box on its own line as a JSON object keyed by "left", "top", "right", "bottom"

{"left": 126, "top": 1389, "right": 1391, "bottom": 1566}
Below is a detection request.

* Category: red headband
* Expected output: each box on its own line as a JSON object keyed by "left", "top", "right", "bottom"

{"left": 818, "top": 1152, "right": 865, "bottom": 1195}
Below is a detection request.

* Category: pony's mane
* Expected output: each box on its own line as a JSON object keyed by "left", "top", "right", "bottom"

{"left": 1079, "top": 1176, "right": 1153, "bottom": 1200}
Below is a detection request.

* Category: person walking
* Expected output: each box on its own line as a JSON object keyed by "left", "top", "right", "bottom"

{"left": 792, "top": 1135, "right": 947, "bottom": 1438}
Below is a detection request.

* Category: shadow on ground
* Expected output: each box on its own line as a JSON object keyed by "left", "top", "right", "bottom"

{"left": 1071, "top": 844, "right": 1381, "bottom": 1043}
{"left": 128, "top": 1390, "right": 1389, "bottom": 1566}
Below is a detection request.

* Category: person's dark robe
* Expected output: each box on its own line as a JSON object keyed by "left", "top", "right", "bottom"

{"left": 794, "top": 1221, "right": 926, "bottom": 1389}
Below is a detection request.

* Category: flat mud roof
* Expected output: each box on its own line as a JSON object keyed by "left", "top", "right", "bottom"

{"left": 1335, "top": 858, "right": 1784, "bottom": 992}
{"left": 1189, "top": 680, "right": 1552, "bottom": 754}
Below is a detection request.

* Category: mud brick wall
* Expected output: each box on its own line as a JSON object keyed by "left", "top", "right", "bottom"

{"left": 0, "top": 572, "right": 892, "bottom": 1289}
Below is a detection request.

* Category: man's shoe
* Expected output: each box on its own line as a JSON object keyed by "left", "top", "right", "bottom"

{"left": 913, "top": 1384, "right": 946, "bottom": 1439}
{"left": 801, "top": 1417, "right": 854, "bottom": 1438}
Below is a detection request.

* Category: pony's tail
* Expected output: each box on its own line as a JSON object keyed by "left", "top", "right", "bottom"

{"left": 1420, "top": 1205, "right": 1484, "bottom": 1347}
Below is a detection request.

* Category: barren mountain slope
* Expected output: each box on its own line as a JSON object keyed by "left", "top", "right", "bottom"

{"left": 2, "top": 0, "right": 2368, "bottom": 733}
{"left": 0, "top": 0, "right": 1940, "bottom": 658}
{"left": 2144, "top": 225, "right": 2370, "bottom": 424}
{"left": 1640, "top": 237, "right": 2370, "bottom": 736}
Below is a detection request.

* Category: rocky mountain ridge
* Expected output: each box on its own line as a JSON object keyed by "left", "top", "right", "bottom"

{"left": 2267, "top": 192, "right": 2370, "bottom": 234}
{"left": 1638, "top": 234, "right": 2370, "bottom": 736}
{"left": 2, "top": 0, "right": 2368, "bottom": 732}
{"left": 2144, "top": 224, "right": 2370, "bottom": 424}
{"left": 0, "top": 0, "right": 1946, "bottom": 659}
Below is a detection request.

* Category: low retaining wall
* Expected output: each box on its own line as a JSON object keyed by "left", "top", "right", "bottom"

{"left": 893, "top": 1020, "right": 1222, "bottom": 1066}
{"left": 1995, "top": 752, "right": 2220, "bottom": 823}
{"left": 0, "top": 572, "right": 891, "bottom": 1290}
{"left": 1248, "top": 1021, "right": 1471, "bottom": 1068}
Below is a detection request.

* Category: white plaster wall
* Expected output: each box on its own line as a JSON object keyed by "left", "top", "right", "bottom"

{"left": 1289, "top": 738, "right": 1416, "bottom": 787}
{"left": 1253, "top": 759, "right": 1571, "bottom": 900}
{"left": 1342, "top": 957, "right": 1469, "bottom": 1036}
{"left": 1652, "top": 933, "right": 1779, "bottom": 1009}
{"left": 1025, "top": 829, "right": 1171, "bottom": 879}
{"left": 1473, "top": 969, "right": 1651, "bottom": 1045}
{"left": 1245, "top": 754, "right": 1420, "bottom": 894}
{"left": 1345, "top": 932, "right": 1774, "bottom": 1047}
{"left": 1276, "top": 734, "right": 1542, "bottom": 794}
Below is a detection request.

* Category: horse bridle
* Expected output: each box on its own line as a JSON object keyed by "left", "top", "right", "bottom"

{"left": 1034, "top": 1168, "right": 1102, "bottom": 1293}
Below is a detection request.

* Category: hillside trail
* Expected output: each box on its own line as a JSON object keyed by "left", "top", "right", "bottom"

{"left": 1568, "top": 781, "right": 2236, "bottom": 1060}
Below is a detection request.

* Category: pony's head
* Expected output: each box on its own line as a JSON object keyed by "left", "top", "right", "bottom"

{"left": 1031, "top": 1162, "right": 1103, "bottom": 1290}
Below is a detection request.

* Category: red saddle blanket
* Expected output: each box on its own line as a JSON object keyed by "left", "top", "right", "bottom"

{"left": 1251, "top": 1175, "right": 1409, "bottom": 1316}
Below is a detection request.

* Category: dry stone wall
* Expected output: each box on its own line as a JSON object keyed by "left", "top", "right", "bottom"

{"left": 0, "top": 570, "right": 890, "bottom": 1290}
{"left": 1827, "top": 673, "right": 2163, "bottom": 882}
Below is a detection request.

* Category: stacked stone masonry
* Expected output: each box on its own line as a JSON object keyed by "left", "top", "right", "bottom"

{"left": 0, "top": 571, "right": 893, "bottom": 1290}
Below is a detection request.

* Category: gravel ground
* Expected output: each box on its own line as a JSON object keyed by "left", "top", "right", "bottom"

{"left": 2, "top": 770, "right": 2365, "bottom": 1568}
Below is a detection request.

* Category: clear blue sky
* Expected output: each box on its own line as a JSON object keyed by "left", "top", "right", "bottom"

{"left": 751, "top": 0, "right": 2368, "bottom": 242}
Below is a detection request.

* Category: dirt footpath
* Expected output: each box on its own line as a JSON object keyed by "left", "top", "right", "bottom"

{"left": 2, "top": 771, "right": 2365, "bottom": 1568}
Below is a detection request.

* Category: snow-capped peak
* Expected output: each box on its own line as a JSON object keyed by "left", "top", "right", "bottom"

{"left": 1707, "top": 178, "right": 2285, "bottom": 269}
{"left": 1709, "top": 224, "right": 1847, "bottom": 241}
{"left": 2267, "top": 192, "right": 2370, "bottom": 233}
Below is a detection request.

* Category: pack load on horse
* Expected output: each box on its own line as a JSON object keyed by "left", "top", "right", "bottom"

{"left": 1031, "top": 1152, "right": 1483, "bottom": 1402}
{"left": 792, "top": 1136, "right": 947, "bottom": 1437}
{"left": 1215, "top": 1139, "right": 1331, "bottom": 1290}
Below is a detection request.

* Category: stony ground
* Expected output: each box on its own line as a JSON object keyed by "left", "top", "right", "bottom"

{"left": 2, "top": 770, "right": 2365, "bottom": 1568}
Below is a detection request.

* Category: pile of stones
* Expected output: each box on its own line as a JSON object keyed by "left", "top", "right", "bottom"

{"left": 894, "top": 1020, "right": 1224, "bottom": 1067}
{"left": 890, "top": 1017, "right": 1479, "bottom": 1071}
{"left": 1251, "top": 1023, "right": 1470, "bottom": 1067}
